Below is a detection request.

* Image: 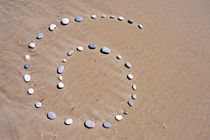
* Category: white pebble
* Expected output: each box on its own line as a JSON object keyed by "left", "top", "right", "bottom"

{"left": 67, "top": 50, "right": 74, "bottom": 56}
{"left": 127, "top": 74, "right": 133, "bottom": 80}
{"left": 61, "top": 18, "right": 69, "bottom": 25}
{"left": 24, "top": 74, "right": 31, "bottom": 82}
{"left": 62, "top": 58, "right": 67, "bottom": 63}
{"left": 25, "top": 55, "right": 30, "bottom": 60}
{"left": 28, "top": 42, "right": 35, "bottom": 49}
{"left": 77, "top": 46, "right": 84, "bottom": 51}
{"left": 101, "top": 14, "right": 106, "bottom": 18}
{"left": 118, "top": 16, "right": 124, "bottom": 21}
{"left": 58, "top": 75, "right": 63, "bottom": 81}
{"left": 115, "top": 115, "right": 123, "bottom": 121}
{"left": 91, "top": 15, "right": 96, "bottom": 19}
{"left": 35, "top": 102, "right": 42, "bottom": 108}
{"left": 27, "top": 88, "right": 34, "bottom": 95}
{"left": 132, "top": 84, "right": 137, "bottom": 90}
{"left": 116, "top": 55, "right": 121, "bottom": 59}
{"left": 131, "top": 94, "right": 137, "bottom": 100}
{"left": 65, "top": 118, "right": 73, "bottom": 125}
{"left": 110, "top": 15, "right": 115, "bottom": 19}
{"left": 138, "top": 24, "right": 143, "bottom": 29}
{"left": 57, "top": 82, "right": 64, "bottom": 89}
{"left": 49, "top": 24, "right": 57, "bottom": 31}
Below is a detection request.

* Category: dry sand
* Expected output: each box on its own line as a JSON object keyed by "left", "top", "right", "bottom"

{"left": 0, "top": 0, "right": 210, "bottom": 140}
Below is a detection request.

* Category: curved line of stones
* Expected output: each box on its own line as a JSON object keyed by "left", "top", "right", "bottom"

{"left": 23, "top": 14, "right": 140, "bottom": 129}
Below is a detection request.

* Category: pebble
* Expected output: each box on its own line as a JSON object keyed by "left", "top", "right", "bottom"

{"left": 75, "top": 16, "right": 83, "bottom": 22}
{"left": 35, "top": 102, "right": 42, "bottom": 108}
{"left": 101, "top": 14, "right": 106, "bottom": 18}
{"left": 132, "top": 94, "right": 137, "bottom": 100}
{"left": 128, "top": 101, "right": 133, "bottom": 107}
{"left": 125, "top": 62, "right": 132, "bottom": 68}
{"left": 57, "top": 82, "right": 64, "bottom": 89}
{"left": 24, "top": 74, "right": 31, "bottom": 82}
{"left": 61, "top": 18, "right": 69, "bottom": 25}
{"left": 57, "top": 65, "right": 64, "bottom": 74}
{"left": 118, "top": 16, "right": 124, "bottom": 21}
{"left": 115, "top": 115, "right": 123, "bottom": 121}
{"left": 47, "top": 112, "right": 56, "bottom": 120}
{"left": 116, "top": 55, "right": 122, "bottom": 59}
{"left": 67, "top": 50, "right": 74, "bottom": 56}
{"left": 127, "top": 74, "right": 133, "bottom": 80}
{"left": 28, "top": 42, "right": 36, "bottom": 49}
{"left": 84, "top": 120, "right": 95, "bottom": 128}
{"left": 58, "top": 75, "right": 63, "bottom": 81}
{"left": 132, "top": 84, "right": 137, "bottom": 90}
{"left": 27, "top": 88, "right": 34, "bottom": 95}
{"left": 62, "top": 58, "right": 67, "bottom": 63}
{"left": 101, "top": 47, "right": 111, "bottom": 54}
{"left": 124, "top": 111, "right": 128, "bottom": 115}
{"left": 25, "top": 55, "right": 30, "bottom": 60}
{"left": 103, "top": 122, "right": 112, "bottom": 128}
{"left": 65, "top": 118, "right": 73, "bottom": 125}
{"left": 88, "top": 43, "right": 96, "bottom": 49}
{"left": 77, "top": 46, "right": 84, "bottom": 51}
{"left": 128, "top": 19, "right": 134, "bottom": 24}
{"left": 110, "top": 16, "right": 115, "bottom": 19}
{"left": 138, "top": 24, "right": 143, "bottom": 29}
{"left": 49, "top": 24, "right": 57, "bottom": 31}
{"left": 24, "top": 64, "right": 29, "bottom": 69}
{"left": 91, "top": 15, "right": 96, "bottom": 19}
{"left": 37, "top": 33, "right": 44, "bottom": 39}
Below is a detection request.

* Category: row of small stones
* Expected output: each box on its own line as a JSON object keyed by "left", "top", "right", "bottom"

{"left": 23, "top": 14, "right": 139, "bottom": 129}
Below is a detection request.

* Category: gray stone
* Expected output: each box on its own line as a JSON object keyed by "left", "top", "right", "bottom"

{"left": 124, "top": 111, "right": 128, "bottom": 115}
{"left": 75, "top": 16, "right": 83, "bottom": 22}
{"left": 132, "top": 94, "right": 137, "bottom": 100}
{"left": 84, "top": 120, "right": 95, "bottom": 128}
{"left": 128, "top": 101, "right": 133, "bottom": 107}
{"left": 47, "top": 112, "right": 56, "bottom": 120}
{"left": 37, "top": 33, "right": 44, "bottom": 39}
{"left": 88, "top": 43, "right": 96, "bottom": 49}
{"left": 67, "top": 50, "right": 74, "bottom": 56}
{"left": 57, "top": 65, "right": 64, "bottom": 74}
{"left": 100, "top": 47, "right": 111, "bottom": 54}
{"left": 103, "top": 122, "right": 111, "bottom": 128}
{"left": 125, "top": 62, "right": 132, "bottom": 68}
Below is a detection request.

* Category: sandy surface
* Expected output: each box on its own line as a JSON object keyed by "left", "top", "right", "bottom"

{"left": 0, "top": 0, "right": 210, "bottom": 140}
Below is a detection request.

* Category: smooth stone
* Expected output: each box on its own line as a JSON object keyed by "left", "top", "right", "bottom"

{"left": 25, "top": 55, "right": 30, "bottom": 60}
{"left": 128, "top": 19, "right": 134, "bottom": 24}
{"left": 132, "top": 84, "right": 137, "bottom": 90}
{"left": 65, "top": 118, "right": 73, "bottom": 125}
{"left": 125, "top": 62, "right": 132, "bottom": 68}
{"left": 24, "top": 74, "right": 31, "bottom": 82}
{"left": 84, "top": 120, "right": 95, "bottom": 128}
{"left": 127, "top": 74, "right": 133, "bottom": 80}
{"left": 91, "top": 15, "right": 96, "bottom": 19}
{"left": 101, "top": 14, "right": 106, "bottom": 18}
{"left": 75, "top": 16, "right": 83, "bottom": 22}
{"left": 24, "top": 64, "right": 29, "bottom": 69}
{"left": 29, "top": 42, "right": 35, "bottom": 49}
{"left": 77, "top": 46, "right": 83, "bottom": 51}
{"left": 61, "top": 18, "right": 69, "bottom": 25}
{"left": 110, "top": 15, "right": 115, "bottom": 19}
{"left": 58, "top": 75, "right": 63, "bottom": 81}
{"left": 37, "top": 33, "right": 44, "bottom": 39}
{"left": 57, "top": 65, "right": 64, "bottom": 74}
{"left": 35, "top": 102, "right": 42, "bottom": 108}
{"left": 101, "top": 47, "right": 111, "bottom": 54}
{"left": 132, "top": 94, "right": 137, "bottom": 100}
{"left": 124, "top": 111, "right": 128, "bottom": 115}
{"left": 88, "top": 43, "right": 97, "bottom": 49}
{"left": 27, "top": 88, "right": 34, "bottom": 95}
{"left": 116, "top": 55, "right": 122, "bottom": 59}
{"left": 128, "top": 101, "right": 133, "bottom": 107}
{"left": 138, "top": 24, "right": 143, "bottom": 29}
{"left": 49, "top": 24, "right": 57, "bottom": 31}
{"left": 118, "top": 16, "right": 124, "bottom": 21}
{"left": 103, "top": 122, "right": 111, "bottom": 128}
{"left": 115, "top": 115, "right": 123, "bottom": 121}
{"left": 62, "top": 58, "right": 67, "bottom": 63}
{"left": 67, "top": 50, "right": 74, "bottom": 56}
{"left": 47, "top": 112, "right": 56, "bottom": 120}
{"left": 57, "top": 82, "right": 64, "bottom": 89}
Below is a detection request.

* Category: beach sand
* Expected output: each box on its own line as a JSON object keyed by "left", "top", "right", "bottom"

{"left": 0, "top": 0, "right": 209, "bottom": 139}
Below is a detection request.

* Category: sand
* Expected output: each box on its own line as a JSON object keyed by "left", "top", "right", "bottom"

{"left": 0, "top": 0, "right": 210, "bottom": 140}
